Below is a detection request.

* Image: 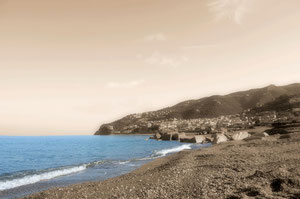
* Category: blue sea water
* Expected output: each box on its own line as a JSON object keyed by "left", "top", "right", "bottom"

{"left": 0, "top": 135, "right": 210, "bottom": 198}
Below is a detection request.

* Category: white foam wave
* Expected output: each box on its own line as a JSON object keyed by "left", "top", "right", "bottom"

{"left": 138, "top": 156, "right": 155, "bottom": 161}
{"left": 154, "top": 144, "right": 192, "bottom": 157}
{"left": 117, "top": 160, "right": 130, "bottom": 165}
{"left": 0, "top": 165, "right": 86, "bottom": 191}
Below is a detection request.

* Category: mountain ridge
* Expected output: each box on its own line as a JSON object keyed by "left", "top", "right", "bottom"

{"left": 95, "top": 83, "right": 300, "bottom": 135}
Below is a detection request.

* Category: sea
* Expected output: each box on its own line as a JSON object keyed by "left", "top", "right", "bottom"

{"left": 0, "top": 135, "right": 210, "bottom": 199}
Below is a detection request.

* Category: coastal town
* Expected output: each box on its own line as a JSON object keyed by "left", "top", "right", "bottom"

{"left": 95, "top": 84, "right": 300, "bottom": 145}
{"left": 97, "top": 108, "right": 300, "bottom": 133}
{"left": 95, "top": 88, "right": 300, "bottom": 146}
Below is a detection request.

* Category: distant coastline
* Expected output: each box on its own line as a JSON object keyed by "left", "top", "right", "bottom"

{"left": 95, "top": 83, "right": 300, "bottom": 138}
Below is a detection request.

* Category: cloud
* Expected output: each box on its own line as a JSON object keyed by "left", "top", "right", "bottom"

{"left": 208, "top": 0, "right": 251, "bottom": 24}
{"left": 139, "top": 52, "right": 189, "bottom": 68}
{"left": 106, "top": 79, "right": 145, "bottom": 89}
{"left": 144, "top": 33, "right": 167, "bottom": 42}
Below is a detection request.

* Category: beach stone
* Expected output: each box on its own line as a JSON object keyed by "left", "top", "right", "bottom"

{"left": 212, "top": 133, "right": 228, "bottom": 144}
{"left": 231, "top": 131, "right": 250, "bottom": 141}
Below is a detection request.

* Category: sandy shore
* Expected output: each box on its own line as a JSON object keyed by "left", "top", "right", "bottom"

{"left": 23, "top": 132, "right": 300, "bottom": 199}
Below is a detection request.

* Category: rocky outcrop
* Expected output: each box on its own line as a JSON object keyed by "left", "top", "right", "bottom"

{"left": 95, "top": 125, "right": 115, "bottom": 135}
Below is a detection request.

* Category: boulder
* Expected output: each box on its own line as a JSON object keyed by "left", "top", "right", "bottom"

{"left": 161, "top": 133, "right": 173, "bottom": 141}
{"left": 205, "top": 137, "right": 212, "bottom": 143}
{"left": 172, "top": 132, "right": 186, "bottom": 140}
{"left": 244, "top": 132, "right": 269, "bottom": 141}
{"left": 212, "top": 133, "right": 228, "bottom": 144}
{"left": 155, "top": 132, "right": 162, "bottom": 139}
{"left": 231, "top": 131, "right": 250, "bottom": 141}
{"left": 180, "top": 135, "right": 205, "bottom": 143}
{"left": 193, "top": 135, "right": 206, "bottom": 143}
{"left": 180, "top": 136, "right": 194, "bottom": 143}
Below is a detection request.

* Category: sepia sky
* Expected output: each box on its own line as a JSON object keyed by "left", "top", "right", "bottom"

{"left": 1, "top": 0, "right": 300, "bottom": 135}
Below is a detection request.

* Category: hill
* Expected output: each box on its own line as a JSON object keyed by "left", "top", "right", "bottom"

{"left": 95, "top": 83, "right": 300, "bottom": 135}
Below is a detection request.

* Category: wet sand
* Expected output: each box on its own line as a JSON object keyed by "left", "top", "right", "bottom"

{"left": 23, "top": 132, "right": 300, "bottom": 199}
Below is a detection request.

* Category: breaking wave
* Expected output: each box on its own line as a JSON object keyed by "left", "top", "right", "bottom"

{"left": 153, "top": 144, "right": 192, "bottom": 157}
{"left": 0, "top": 162, "right": 98, "bottom": 191}
{"left": 0, "top": 144, "right": 193, "bottom": 191}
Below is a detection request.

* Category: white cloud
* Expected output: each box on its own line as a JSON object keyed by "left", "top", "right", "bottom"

{"left": 106, "top": 79, "right": 145, "bottom": 89}
{"left": 208, "top": 0, "right": 251, "bottom": 24}
{"left": 144, "top": 33, "right": 167, "bottom": 42}
{"left": 139, "top": 52, "right": 189, "bottom": 68}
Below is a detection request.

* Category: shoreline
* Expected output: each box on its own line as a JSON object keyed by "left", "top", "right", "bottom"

{"left": 95, "top": 133, "right": 154, "bottom": 136}
{"left": 0, "top": 136, "right": 203, "bottom": 199}
{"left": 23, "top": 131, "right": 300, "bottom": 199}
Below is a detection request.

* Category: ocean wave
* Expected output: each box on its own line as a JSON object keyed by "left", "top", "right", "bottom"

{"left": 137, "top": 156, "right": 156, "bottom": 161}
{"left": 153, "top": 144, "right": 192, "bottom": 157}
{"left": 86, "top": 160, "right": 106, "bottom": 168}
{"left": 0, "top": 145, "right": 193, "bottom": 191}
{"left": 0, "top": 165, "right": 87, "bottom": 191}
{"left": 112, "top": 144, "right": 193, "bottom": 167}
{"left": 117, "top": 160, "right": 130, "bottom": 165}
{"left": 122, "top": 144, "right": 193, "bottom": 163}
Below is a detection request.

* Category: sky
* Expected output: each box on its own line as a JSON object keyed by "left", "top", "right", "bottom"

{"left": 0, "top": 0, "right": 300, "bottom": 136}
